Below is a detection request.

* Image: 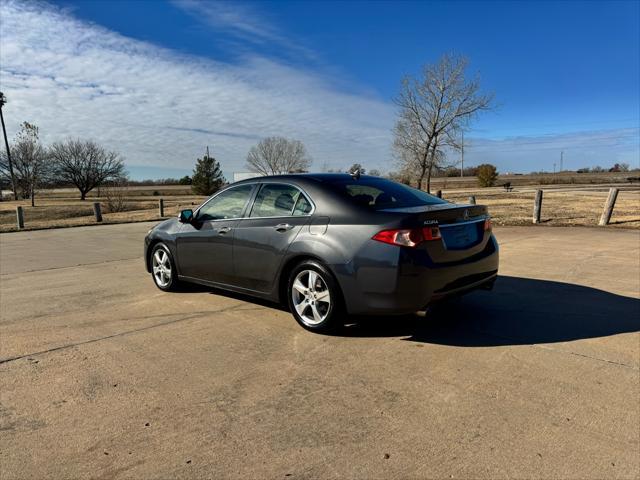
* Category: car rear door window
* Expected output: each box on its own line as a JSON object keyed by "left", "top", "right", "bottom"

{"left": 250, "top": 184, "right": 312, "bottom": 218}
{"left": 197, "top": 184, "right": 254, "bottom": 221}
{"left": 293, "top": 194, "right": 313, "bottom": 216}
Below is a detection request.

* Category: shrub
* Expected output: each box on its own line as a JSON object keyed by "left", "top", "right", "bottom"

{"left": 104, "top": 177, "right": 130, "bottom": 213}
{"left": 477, "top": 164, "right": 498, "bottom": 187}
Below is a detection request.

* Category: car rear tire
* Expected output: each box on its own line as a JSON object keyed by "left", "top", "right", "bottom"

{"left": 150, "top": 243, "right": 180, "bottom": 291}
{"left": 287, "top": 260, "right": 342, "bottom": 332}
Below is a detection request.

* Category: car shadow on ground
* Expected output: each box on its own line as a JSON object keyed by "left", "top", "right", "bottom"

{"left": 181, "top": 275, "right": 639, "bottom": 346}
{"left": 180, "top": 282, "right": 289, "bottom": 312}
{"left": 336, "top": 275, "right": 640, "bottom": 346}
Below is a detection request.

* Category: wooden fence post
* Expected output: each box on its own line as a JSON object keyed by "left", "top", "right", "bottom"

{"left": 93, "top": 202, "right": 102, "bottom": 222}
{"left": 533, "top": 189, "right": 543, "bottom": 224}
{"left": 159, "top": 198, "right": 164, "bottom": 217}
{"left": 468, "top": 196, "right": 476, "bottom": 205}
{"left": 436, "top": 190, "right": 442, "bottom": 198}
{"left": 599, "top": 188, "right": 619, "bottom": 226}
{"left": 16, "top": 206, "right": 24, "bottom": 229}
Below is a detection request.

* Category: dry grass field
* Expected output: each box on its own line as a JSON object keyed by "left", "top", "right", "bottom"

{"left": 428, "top": 170, "right": 639, "bottom": 189}
{"left": 0, "top": 180, "right": 638, "bottom": 233}
{"left": 0, "top": 186, "right": 206, "bottom": 232}
{"left": 445, "top": 185, "right": 639, "bottom": 228}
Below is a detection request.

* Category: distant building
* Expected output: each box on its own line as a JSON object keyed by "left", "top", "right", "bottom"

{"left": 233, "top": 172, "right": 264, "bottom": 183}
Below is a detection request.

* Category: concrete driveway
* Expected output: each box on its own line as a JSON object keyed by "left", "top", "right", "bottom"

{"left": 1, "top": 223, "right": 638, "bottom": 479}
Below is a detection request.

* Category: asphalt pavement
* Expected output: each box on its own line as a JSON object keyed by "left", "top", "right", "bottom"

{"left": 0, "top": 222, "right": 638, "bottom": 479}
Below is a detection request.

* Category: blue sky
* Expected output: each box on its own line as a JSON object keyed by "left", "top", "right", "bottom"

{"left": 1, "top": 0, "right": 638, "bottom": 179}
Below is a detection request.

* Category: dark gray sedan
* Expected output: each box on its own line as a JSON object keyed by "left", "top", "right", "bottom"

{"left": 144, "top": 174, "right": 498, "bottom": 331}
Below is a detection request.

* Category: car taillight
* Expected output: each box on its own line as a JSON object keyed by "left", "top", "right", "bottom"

{"left": 484, "top": 218, "right": 492, "bottom": 232}
{"left": 372, "top": 226, "right": 441, "bottom": 248}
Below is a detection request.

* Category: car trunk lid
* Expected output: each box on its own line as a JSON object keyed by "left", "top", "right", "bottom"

{"left": 380, "top": 203, "right": 491, "bottom": 263}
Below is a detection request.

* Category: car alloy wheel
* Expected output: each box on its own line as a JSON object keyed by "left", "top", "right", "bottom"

{"left": 152, "top": 245, "right": 174, "bottom": 289}
{"left": 291, "top": 269, "right": 332, "bottom": 327}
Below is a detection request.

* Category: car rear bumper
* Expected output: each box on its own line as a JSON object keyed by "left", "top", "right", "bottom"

{"left": 335, "top": 234, "right": 499, "bottom": 315}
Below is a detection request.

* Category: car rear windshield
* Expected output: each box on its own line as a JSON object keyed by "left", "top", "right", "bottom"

{"left": 325, "top": 177, "right": 447, "bottom": 210}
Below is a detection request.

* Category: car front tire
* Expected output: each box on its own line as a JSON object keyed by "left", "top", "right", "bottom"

{"left": 150, "top": 243, "right": 180, "bottom": 291}
{"left": 287, "top": 260, "right": 342, "bottom": 332}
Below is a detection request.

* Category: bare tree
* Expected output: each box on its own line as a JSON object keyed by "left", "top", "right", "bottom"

{"left": 246, "top": 136, "right": 311, "bottom": 175}
{"left": 0, "top": 122, "right": 49, "bottom": 206}
{"left": 393, "top": 53, "right": 493, "bottom": 192}
{"left": 49, "top": 139, "right": 125, "bottom": 200}
{"left": 387, "top": 168, "right": 413, "bottom": 185}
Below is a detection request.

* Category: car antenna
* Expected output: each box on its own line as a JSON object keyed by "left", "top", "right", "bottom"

{"left": 350, "top": 168, "right": 361, "bottom": 180}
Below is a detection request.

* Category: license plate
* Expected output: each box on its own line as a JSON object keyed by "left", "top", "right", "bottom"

{"left": 441, "top": 223, "right": 479, "bottom": 249}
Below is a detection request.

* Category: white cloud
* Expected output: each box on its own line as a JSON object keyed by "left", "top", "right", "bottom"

{"left": 2, "top": 0, "right": 636, "bottom": 179}
{"left": 0, "top": 0, "right": 395, "bottom": 177}
{"left": 170, "top": 0, "right": 317, "bottom": 61}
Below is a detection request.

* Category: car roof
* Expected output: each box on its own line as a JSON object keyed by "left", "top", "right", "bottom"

{"left": 232, "top": 173, "right": 381, "bottom": 185}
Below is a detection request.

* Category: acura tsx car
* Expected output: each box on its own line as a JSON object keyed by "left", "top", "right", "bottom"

{"left": 144, "top": 173, "right": 499, "bottom": 332}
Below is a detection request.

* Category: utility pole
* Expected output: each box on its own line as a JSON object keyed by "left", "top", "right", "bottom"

{"left": 460, "top": 131, "right": 464, "bottom": 177}
{"left": 553, "top": 163, "right": 556, "bottom": 174}
{"left": 0, "top": 92, "right": 18, "bottom": 200}
{"left": 560, "top": 151, "right": 563, "bottom": 172}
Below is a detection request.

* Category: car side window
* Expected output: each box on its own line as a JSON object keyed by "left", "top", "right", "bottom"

{"left": 250, "top": 184, "right": 311, "bottom": 218}
{"left": 293, "top": 194, "right": 313, "bottom": 216}
{"left": 197, "top": 184, "right": 254, "bottom": 221}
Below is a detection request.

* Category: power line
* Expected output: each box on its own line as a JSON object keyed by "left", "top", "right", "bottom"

{"left": 465, "top": 141, "right": 636, "bottom": 154}
{"left": 463, "top": 132, "right": 638, "bottom": 150}
{"left": 465, "top": 140, "right": 638, "bottom": 153}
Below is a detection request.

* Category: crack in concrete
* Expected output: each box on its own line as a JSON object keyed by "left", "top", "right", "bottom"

{"left": 535, "top": 343, "right": 639, "bottom": 370}
{"left": 472, "top": 327, "right": 639, "bottom": 370}
{"left": 0, "top": 256, "right": 142, "bottom": 276}
{"left": 0, "top": 304, "right": 243, "bottom": 365}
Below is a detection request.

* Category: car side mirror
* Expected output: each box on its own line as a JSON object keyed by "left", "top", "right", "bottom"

{"left": 179, "top": 209, "right": 194, "bottom": 223}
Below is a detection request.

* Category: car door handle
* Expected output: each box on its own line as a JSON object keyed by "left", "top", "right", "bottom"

{"left": 274, "top": 223, "right": 293, "bottom": 232}
{"left": 217, "top": 226, "right": 232, "bottom": 234}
